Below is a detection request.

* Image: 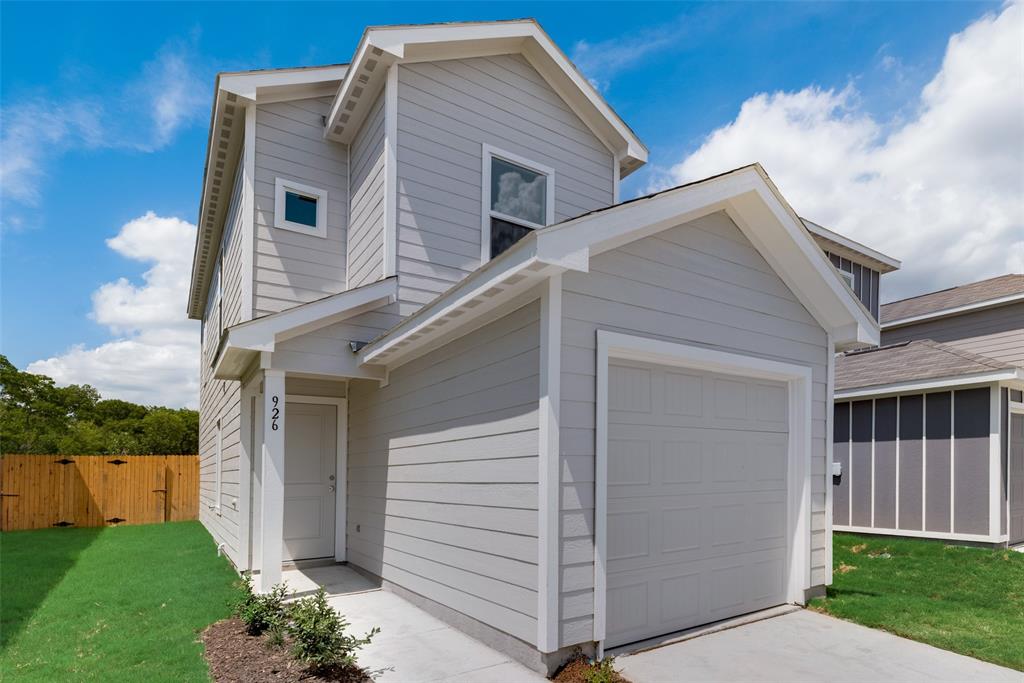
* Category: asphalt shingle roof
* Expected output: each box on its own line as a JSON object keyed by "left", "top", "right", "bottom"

{"left": 880, "top": 274, "right": 1024, "bottom": 324}
{"left": 835, "top": 339, "right": 1015, "bottom": 392}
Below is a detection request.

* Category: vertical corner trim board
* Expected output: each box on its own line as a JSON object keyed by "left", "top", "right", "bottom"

{"left": 833, "top": 387, "right": 993, "bottom": 540}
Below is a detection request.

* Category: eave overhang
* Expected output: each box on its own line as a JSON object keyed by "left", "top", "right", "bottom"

{"left": 836, "top": 368, "right": 1024, "bottom": 400}
{"left": 212, "top": 277, "right": 396, "bottom": 379}
{"left": 323, "top": 20, "right": 648, "bottom": 176}
{"left": 187, "top": 65, "right": 349, "bottom": 321}
{"left": 361, "top": 164, "right": 879, "bottom": 370}
{"left": 881, "top": 292, "right": 1024, "bottom": 330}
{"left": 802, "top": 219, "right": 901, "bottom": 274}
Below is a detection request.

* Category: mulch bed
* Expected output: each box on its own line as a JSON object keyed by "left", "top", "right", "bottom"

{"left": 202, "top": 618, "right": 372, "bottom": 682}
{"left": 551, "top": 654, "right": 632, "bottom": 683}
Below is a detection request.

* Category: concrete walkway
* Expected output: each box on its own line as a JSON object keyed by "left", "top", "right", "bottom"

{"left": 616, "top": 610, "right": 1023, "bottom": 682}
{"left": 327, "top": 588, "right": 547, "bottom": 683}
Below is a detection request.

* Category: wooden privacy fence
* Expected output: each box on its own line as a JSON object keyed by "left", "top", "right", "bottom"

{"left": 0, "top": 455, "right": 199, "bottom": 531}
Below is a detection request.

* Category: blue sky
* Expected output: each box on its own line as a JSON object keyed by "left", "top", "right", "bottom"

{"left": 2, "top": 1, "right": 1020, "bottom": 407}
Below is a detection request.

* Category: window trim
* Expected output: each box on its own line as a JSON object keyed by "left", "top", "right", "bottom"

{"left": 838, "top": 269, "right": 855, "bottom": 289}
{"left": 480, "top": 144, "right": 555, "bottom": 263}
{"left": 274, "top": 177, "right": 328, "bottom": 238}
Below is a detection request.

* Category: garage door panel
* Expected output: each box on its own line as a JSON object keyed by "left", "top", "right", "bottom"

{"left": 606, "top": 360, "right": 789, "bottom": 647}
{"left": 607, "top": 546, "right": 788, "bottom": 646}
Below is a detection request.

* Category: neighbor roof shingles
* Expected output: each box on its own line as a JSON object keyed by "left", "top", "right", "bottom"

{"left": 880, "top": 273, "right": 1024, "bottom": 324}
{"left": 835, "top": 339, "right": 1015, "bottom": 392}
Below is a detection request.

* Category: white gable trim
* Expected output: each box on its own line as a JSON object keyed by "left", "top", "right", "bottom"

{"left": 803, "top": 219, "right": 901, "bottom": 273}
{"left": 361, "top": 165, "right": 879, "bottom": 370}
{"left": 538, "top": 165, "right": 878, "bottom": 349}
{"left": 324, "top": 21, "right": 647, "bottom": 174}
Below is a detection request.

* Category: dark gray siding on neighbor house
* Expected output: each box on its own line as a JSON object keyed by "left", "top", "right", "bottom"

{"left": 824, "top": 251, "right": 879, "bottom": 319}
{"left": 833, "top": 387, "right": 993, "bottom": 538}
{"left": 881, "top": 302, "right": 1024, "bottom": 367}
{"left": 925, "top": 392, "right": 952, "bottom": 533}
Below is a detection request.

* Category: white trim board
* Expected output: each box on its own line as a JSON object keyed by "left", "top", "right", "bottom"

{"left": 593, "top": 331, "right": 814, "bottom": 648}
{"left": 536, "top": 274, "right": 562, "bottom": 653}
{"left": 836, "top": 369, "right": 1024, "bottom": 400}
{"left": 833, "top": 525, "right": 1005, "bottom": 545}
{"left": 881, "top": 292, "right": 1024, "bottom": 330}
{"left": 286, "top": 394, "right": 349, "bottom": 564}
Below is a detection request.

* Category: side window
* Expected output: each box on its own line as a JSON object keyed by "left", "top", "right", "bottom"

{"left": 482, "top": 145, "right": 554, "bottom": 261}
{"left": 274, "top": 178, "right": 328, "bottom": 238}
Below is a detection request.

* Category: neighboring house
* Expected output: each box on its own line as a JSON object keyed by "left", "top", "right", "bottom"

{"left": 188, "top": 20, "right": 879, "bottom": 672}
{"left": 832, "top": 274, "right": 1024, "bottom": 547}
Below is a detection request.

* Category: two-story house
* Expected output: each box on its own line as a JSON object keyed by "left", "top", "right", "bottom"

{"left": 831, "top": 274, "right": 1024, "bottom": 547}
{"left": 188, "top": 20, "right": 880, "bottom": 671}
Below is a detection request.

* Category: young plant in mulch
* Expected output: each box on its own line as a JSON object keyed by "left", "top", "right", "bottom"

{"left": 204, "top": 578, "right": 380, "bottom": 682}
{"left": 287, "top": 588, "right": 380, "bottom": 674}
{"left": 551, "top": 649, "right": 631, "bottom": 683}
{"left": 233, "top": 575, "right": 288, "bottom": 636}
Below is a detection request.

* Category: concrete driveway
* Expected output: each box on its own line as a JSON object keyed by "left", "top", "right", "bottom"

{"left": 616, "top": 609, "right": 1023, "bottom": 682}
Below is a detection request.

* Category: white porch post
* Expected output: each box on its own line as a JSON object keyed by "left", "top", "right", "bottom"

{"left": 259, "top": 368, "right": 286, "bottom": 591}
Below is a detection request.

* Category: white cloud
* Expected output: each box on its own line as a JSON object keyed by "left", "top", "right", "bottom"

{"left": 571, "top": 31, "right": 676, "bottom": 92}
{"left": 652, "top": 2, "right": 1024, "bottom": 301}
{"left": 28, "top": 212, "right": 199, "bottom": 408}
{"left": 0, "top": 40, "right": 205, "bottom": 226}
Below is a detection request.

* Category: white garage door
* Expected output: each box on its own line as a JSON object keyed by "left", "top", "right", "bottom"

{"left": 606, "top": 359, "right": 790, "bottom": 648}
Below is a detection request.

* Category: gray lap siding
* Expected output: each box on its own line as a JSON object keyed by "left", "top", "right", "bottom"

{"left": 346, "top": 299, "right": 542, "bottom": 644}
{"left": 556, "top": 211, "right": 831, "bottom": 647}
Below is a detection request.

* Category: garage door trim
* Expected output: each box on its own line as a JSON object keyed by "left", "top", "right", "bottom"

{"left": 594, "top": 330, "right": 814, "bottom": 645}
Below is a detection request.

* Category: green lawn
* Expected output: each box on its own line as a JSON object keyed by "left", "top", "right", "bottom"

{"left": 811, "top": 532, "right": 1024, "bottom": 671}
{"left": 1, "top": 521, "right": 238, "bottom": 682}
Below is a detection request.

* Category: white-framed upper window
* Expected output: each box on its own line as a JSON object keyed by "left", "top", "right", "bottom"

{"left": 274, "top": 177, "right": 328, "bottom": 238}
{"left": 481, "top": 144, "right": 555, "bottom": 262}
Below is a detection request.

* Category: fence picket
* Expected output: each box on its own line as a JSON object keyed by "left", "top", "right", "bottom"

{"left": 0, "top": 455, "right": 200, "bottom": 531}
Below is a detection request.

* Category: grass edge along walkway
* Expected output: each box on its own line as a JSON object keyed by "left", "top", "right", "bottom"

{"left": 810, "top": 532, "right": 1024, "bottom": 671}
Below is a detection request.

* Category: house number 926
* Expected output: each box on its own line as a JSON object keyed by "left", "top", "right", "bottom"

{"left": 271, "top": 396, "right": 280, "bottom": 431}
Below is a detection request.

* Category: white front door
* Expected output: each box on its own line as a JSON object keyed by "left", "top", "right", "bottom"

{"left": 605, "top": 360, "right": 790, "bottom": 648}
{"left": 283, "top": 402, "right": 337, "bottom": 561}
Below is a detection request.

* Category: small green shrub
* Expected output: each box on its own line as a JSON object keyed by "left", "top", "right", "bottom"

{"left": 287, "top": 588, "right": 379, "bottom": 671}
{"left": 233, "top": 575, "right": 288, "bottom": 636}
{"left": 583, "top": 656, "right": 619, "bottom": 683}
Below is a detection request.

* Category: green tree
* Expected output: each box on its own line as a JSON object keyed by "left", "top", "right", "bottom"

{"left": 0, "top": 355, "right": 198, "bottom": 454}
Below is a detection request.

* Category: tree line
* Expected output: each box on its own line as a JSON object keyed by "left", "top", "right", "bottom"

{"left": 0, "top": 355, "right": 198, "bottom": 455}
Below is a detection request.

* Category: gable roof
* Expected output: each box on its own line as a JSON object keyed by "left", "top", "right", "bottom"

{"left": 881, "top": 273, "right": 1024, "bottom": 328}
{"left": 802, "top": 219, "right": 901, "bottom": 273}
{"left": 187, "top": 64, "right": 349, "bottom": 321}
{"left": 322, "top": 19, "right": 648, "bottom": 176}
{"left": 360, "top": 163, "right": 880, "bottom": 369}
{"left": 835, "top": 339, "right": 1022, "bottom": 396}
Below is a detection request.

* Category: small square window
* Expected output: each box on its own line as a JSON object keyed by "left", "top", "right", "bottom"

{"left": 274, "top": 178, "right": 328, "bottom": 238}
{"left": 284, "top": 191, "right": 318, "bottom": 228}
{"left": 482, "top": 146, "right": 554, "bottom": 262}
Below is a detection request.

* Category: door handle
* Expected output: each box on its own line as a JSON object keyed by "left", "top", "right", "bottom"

{"left": 328, "top": 485, "right": 336, "bottom": 493}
